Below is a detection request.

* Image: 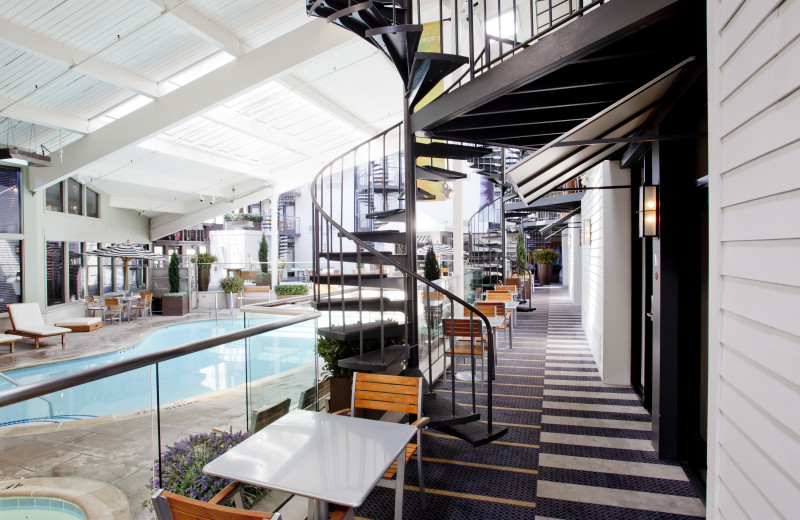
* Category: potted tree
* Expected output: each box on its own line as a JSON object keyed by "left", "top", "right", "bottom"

{"left": 196, "top": 252, "right": 217, "bottom": 292}
{"left": 516, "top": 234, "right": 529, "bottom": 302}
{"left": 421, "top": 246, "right": 442, "bottom": 343}
{"left": 256, "top": 234, "right": 270, "bottom": 286}
{"left": 162, "top": 252, "right": 189, "bottom": 315}
{"left": 532, "top": 248, "right": 561, "bottom": 285}
{"left": 219, "top": 276, "right": 244, "bottom": 310}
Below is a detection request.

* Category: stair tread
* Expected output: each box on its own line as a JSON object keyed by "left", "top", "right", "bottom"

{"left": 408, "top": 52, "right": 468, "bottom": 108}
{"left": 318, "top": 321, "right": 406, "bottom": 341}
{"left": 337, "top": 344, "right": 409, "bottom": 372}
{"left": 415, "top": 165, "right": 468, "bottom": 181}
{"left": 350, "top": 230, "right": 407, "bottom": 244}
{"left": 437, "top": 421, "right": 509, "bottom": 447}
{"left": 415, "top": 142, "right": 493, "bottom": 159}
{"left": 423, "top": 393, "right": 481, "bottom": 427}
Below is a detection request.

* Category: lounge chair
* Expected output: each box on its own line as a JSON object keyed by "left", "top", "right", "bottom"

{"left": 0, "top": 333, "right": 23, "bottom": 353}
{"left": 55, "top": 317, "right": 103, "bottom": 332}
{"left": 5, "top": 303, "right": 70, "bottom": 349}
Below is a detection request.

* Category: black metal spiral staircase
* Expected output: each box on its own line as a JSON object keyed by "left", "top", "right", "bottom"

{"left": 306, "top": 0, "right": 507, "bottom": 446}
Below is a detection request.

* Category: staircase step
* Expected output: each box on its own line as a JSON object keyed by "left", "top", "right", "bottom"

{"left": 423, "top": 393, "right": 481, "bottom": 427}
{"left": 338, "top": 344, "right": 409, "bottom": 372}
{"left": 313, "top": 296, "right": 406, "bottom": 313}
{"left": 408, "top": 52, "right": 468, "bottom": 108}
{"left": 437, "top": 421, "right": 509, "bottom": 447}
{"left": 366, "top": 208, "right": 405, "bottom": 222}
{"left": 415, "top": 165, "right": 467, "bottom": 181}
{"left": 311, "top": 273, "right": 406, "bottom": 289}
{"left": 365, "top": 24, "right": 423, "bottom": 85}
{"left": 318, "top": 251, "right": 397, "bottom": 263}
{"left": 350, "top": 230, "right": 406, "bottom": 244}
{"left": 415, "top": 142, "right": 493, "bottom": 160}
{"left": 318, "top": 321, "right": 406, "bottom": 341}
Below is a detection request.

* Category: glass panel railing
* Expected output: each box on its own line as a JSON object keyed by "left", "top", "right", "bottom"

{"left": 0, "top": 308, "right": 319, "bottom": 516}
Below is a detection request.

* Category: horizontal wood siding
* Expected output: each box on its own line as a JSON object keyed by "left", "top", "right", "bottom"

{"left": 710, "top": 0, "right": 800, "bottom": 517}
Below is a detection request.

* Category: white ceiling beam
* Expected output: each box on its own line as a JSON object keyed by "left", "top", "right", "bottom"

{"left": 0, "top": 18, "right": 159, "bottom": 98}
{"left": 149, "top": 181, "right": 273, "bottom": 239}
{"left": 29, "top": 20, "right": 354, "bottom": 192}
{"left": 0, "top": 96, "right": 88, "bottom": 134}
{"left": 202, "top": 106, "right": 321, "bottom": 159}
{"left": 156, "top": 1, "right": 244, "bottom": 57}
{"left": 108, "top": 196, "right": 194, "bottom": 213}
{"left": 278, "top": 73, "right": 380, "bottom": 136}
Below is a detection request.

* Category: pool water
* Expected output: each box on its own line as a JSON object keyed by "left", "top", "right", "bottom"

{"left": 0, "top": 496, "right": 87, "bottom": 520}
{"left": 0, "top": 317, "right": 316, "bottom": 426}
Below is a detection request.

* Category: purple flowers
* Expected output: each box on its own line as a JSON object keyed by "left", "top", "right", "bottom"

{"left": 148, "top": 429, "right": 263, "bottom": 508}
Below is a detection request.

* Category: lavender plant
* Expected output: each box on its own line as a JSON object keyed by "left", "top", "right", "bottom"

{"left": 148, "top": 429, "right": 263, "bottom": 508}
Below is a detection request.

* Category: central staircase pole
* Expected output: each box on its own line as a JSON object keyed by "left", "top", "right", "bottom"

{"left": 403, "top": 95, "right": 419, "bottom": 367}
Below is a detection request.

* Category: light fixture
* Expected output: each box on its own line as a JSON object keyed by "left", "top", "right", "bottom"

{"left": 0, "top": 147, "right": 52, "bottom": 167}
{"left": 638, "top": 184, "right": 659, "bottom": 238}
{"left": 441, "top": 182, "right": 454, "bottom": 199}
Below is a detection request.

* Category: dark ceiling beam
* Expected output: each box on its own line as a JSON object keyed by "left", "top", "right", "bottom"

{"left": 465, "top": 96, "right": 614, "bottom": 117}
{"left": 433, "top": 121, "right": 579, "bottom": 141}
{"left": 436, "top": 105, "right": 599, "bottom": 132}
{"left": 409, "top": 0, "right": 686, "bottom": 132}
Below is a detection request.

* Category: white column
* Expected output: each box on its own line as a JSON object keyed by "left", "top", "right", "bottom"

{"left": 270, "top": 196, "right": 279, "bottom": 295}
{"left": 453, "top": 177, "right": 464, "bottom": 303}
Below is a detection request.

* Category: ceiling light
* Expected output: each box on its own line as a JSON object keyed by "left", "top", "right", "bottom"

{"left": 0, "top": 147, "right": 52, "bottom": 167}
{"left": 441, "top": 183, "right": 454, "bottom": 199}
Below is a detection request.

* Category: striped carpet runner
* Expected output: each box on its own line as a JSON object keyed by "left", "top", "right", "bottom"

{"left": 353, "top": 286, "right": 705, "bottom": 519}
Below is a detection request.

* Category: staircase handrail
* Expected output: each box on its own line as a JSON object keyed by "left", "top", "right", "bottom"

{"left": 310, "top": 128, "right": 497, "bottom": 432}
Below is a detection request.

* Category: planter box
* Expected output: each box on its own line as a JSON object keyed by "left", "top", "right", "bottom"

{"left": 162, "top": 294, "right": 189, "bottom": 316}
{"left": 255, "top": 273, "right": 271, "bottom": 286}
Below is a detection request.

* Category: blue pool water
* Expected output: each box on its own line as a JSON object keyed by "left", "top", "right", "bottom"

{"left": 0, "top": 318, "right": 316, "bottom": 427}
{"left": 0, "top": 496, "right": 87, "bottom": 520}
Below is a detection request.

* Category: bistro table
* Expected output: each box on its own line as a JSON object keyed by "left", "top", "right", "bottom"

{"left": 203, "top": 409, "right": 417, "bottom": 520}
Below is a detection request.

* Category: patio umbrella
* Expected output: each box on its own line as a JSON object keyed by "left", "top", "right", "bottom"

{"left": 90, "top": 241, "right": 164, "bottom": 292}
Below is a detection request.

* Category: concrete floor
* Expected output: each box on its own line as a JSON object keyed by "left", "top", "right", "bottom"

{"left": 0, "top": 307, "right": 317, "bottom": 520}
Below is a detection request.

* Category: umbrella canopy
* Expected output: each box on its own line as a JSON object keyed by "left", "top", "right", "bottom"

{"left": 90, "top": 241, "right": 164, "bottom": 292}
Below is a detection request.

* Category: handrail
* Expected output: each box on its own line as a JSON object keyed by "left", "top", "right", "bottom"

{"left": 0, "top": 308, "right": 320, "bottom": 409}
{"left": 0, "top": 371, "right": 55, "bottom": 417}
{"left": 310, "top": 127, "right": 497, "bottom": 431}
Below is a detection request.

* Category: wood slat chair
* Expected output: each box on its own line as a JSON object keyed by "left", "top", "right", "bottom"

{"left": 250, "top": 398, "right": 291, "bottom": 434}
{"left": 298, "top": 380, "right": 330, "bottom": 412}
{"left": 152, "top": 485, "right": 280, "bottom": 520}
{"left": 486, "top": 290, "right": 513, "bottom": 301}
{"left": 333, "top": 372, "right": 429, "bottom": 519}
{"left": 130, "top": 292, "right": 153, "bottom": 320}
{"left": 442, "top": 318, "right": 487, "bottom": 380}
{"left": 494, "top": 284, "right": 518, "bottom": 300}
{"left": 104, "top": 298, "right": 125, "bottom": 324}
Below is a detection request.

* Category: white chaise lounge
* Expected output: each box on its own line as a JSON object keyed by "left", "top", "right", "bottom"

{"left": 55, "top": 317, "right": 103, "bottom": 332}
{"left": 5, "top": 303, "right": 71, "bottom": 349}
{"left": 0, "top": 333, "right": 23, "bottom": 353}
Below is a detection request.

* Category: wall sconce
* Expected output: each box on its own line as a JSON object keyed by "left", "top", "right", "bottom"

{"left": 583, "top": 219, "right": 591, "bottom": 245}
{"left": 639, "top": 185, "right": 659, "bottom": 238}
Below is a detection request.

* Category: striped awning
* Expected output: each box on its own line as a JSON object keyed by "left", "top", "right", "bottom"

{"left": 508, "top": 58, "right": 695, "bottom": 205}
{"left": 90, "top": 242, "right": 164, "bottom": 261}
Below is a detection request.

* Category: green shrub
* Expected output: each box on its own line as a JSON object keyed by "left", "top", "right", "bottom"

{"left": 423, "top": 246, "right": 441, "bottom": 281}
{"left": 532, "top": 248, "right": 561, "bottom": 264}
{"left": 219, "top": 276, "right": 244, "bottom": 294}
{"left": 258, "top": 235, "right": 269, "bottom": 274}
{"left": 168, "top": 252, "right": 180, "bottom": 293}
{"left": 516, "top": 233, "right": 529, "bottom": 275}
{"left": 197, "top": 252, "right": 217, "bottom": 270}
{"left": 274, "top": 284, "right": 309, "bottom": 295}
{"left": 316, "top": 334, "right": 405, "bottom": 380}
{"left": 224, "top": 213, "right": 262, "bottom": 222}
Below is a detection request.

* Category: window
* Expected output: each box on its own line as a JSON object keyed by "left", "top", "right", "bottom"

{"left": 114, "top": 258, "right": 124, "bottom": 292}
{"left": 86, "top": 243, "right": 99, "bottom": 296}
{"left": 128, "top": 258, "right": 147, "bottom": 292}
{"left": 67, "top": 179, "right": 82, "bottom": 215}
{"left": 68, "top": 243, "right": 83, "bottom": 301}
{"left": 47, "top": 241, "right": 64, "bottom": 306}
{"left": 101, "top": 248, "right": 112, "bottom": 294}
{"left": 0, "top": 240, "right": 22, "bottom": 313}
{"left": 46, "top": 183, "right": 62, "bottom": 212}
{"left": 0, "top": 168, "right": 21, "bottom": 234}
{"left": 86, "top": 188, "right": 99, "bottom": 218}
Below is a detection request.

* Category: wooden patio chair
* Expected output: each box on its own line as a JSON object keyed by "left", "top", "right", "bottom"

{"left": 130, "top": 292, "right": 153, "bottom": 320}
{"left": 250, "top": 398, "right": 291, "bottom": 434}
{"left": 333, "top": 372, "right": 429, "bottom": 519}
{"left": 104, "top": 298, "right": 125, "bottom": 323}
{"left": 152, "top": 486, "right": 281, "bottom": 520}
{"left": 443, "top": 317, "right": 488, "bottom": 380}
{"left": 298, "top": 380, "right": 330, "bottom": 412}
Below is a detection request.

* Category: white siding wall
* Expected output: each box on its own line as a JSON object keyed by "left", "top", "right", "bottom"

{"left": 580, "top": 161, "right": 631, "bottom": 384}
{"left": 564, "top": 215, "right": 582, "bottom": 305}
{"left": 708, "top": 0, "right": 800, "bottom": 517}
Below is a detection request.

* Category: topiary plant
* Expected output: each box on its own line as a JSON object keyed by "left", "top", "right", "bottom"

{"left": 196, "top": 252, "right": 217, "bottom": 270}
{"left": 219, "top": 276, "right": 244, "bottom": 294}
{"left": 516, "top": 233, "right": 528, "bottom": 275}
{"left": 168, "top": 251, "right": 180, "bottom": 293}
{"left": 258, "top": 235, "right": 269, "bottom": 274}
{"left": 532, "top": 248, "right": 561, "bottom": 264}
{"left": 423, "top": 246, "right": 441, "bottom": 281}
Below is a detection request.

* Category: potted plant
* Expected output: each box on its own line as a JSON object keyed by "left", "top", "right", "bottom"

{"left": 162, "top": 252, "right": 189, "bottom": 315}
{"left": 256, "top": 234, "right": 270, "bottom": 286}
{"left": 274, "top": 284, "right": 309, "bottom": 299}
{"left": 196, "top": 252, "right": 217, "bottom": 292}
{"left": 516, "top": 233, "right": 529, "bottom": 302}
{"left": 421, "top": 246, "right": 443, "bottom": 340}
{"left": 532, "top": 248, "right": 561, "bottom": 285}
{"left": 316, "top": 333, "right": 404, "bottom": 414}
{"left": 147, "top": 430, "right": 264, "bottom": 510}
{"left": 219, "top": 275, "right": 244, "bottom": 309}
{"left": 423, "top": 246, "right": 441, "bottom": 281}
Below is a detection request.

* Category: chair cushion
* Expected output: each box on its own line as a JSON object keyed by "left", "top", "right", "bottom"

{"left": 7, "top": 303, "right": 45, "bottom": 327}
{"left": 14, "top": 325, "right": 71, "bottom": 336}
{"left": 55, "top": 317, "right": 102, "bottom": 327}
{"left": 0, "top": 333, "right": 23, "bottom": 344}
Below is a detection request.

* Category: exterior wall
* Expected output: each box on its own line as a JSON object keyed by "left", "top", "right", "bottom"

{"left": 564, "top": 215, "right": 581, "bottom": 305}
{"left": 580, "top": 161, "right": 631, "bottom": 384}
{"left": 707, "top": 0, "right": 800, "bottom": 517}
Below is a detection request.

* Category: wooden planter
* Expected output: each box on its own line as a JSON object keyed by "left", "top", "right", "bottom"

{"left": 537, "top": 264, "right": 552, "bottom": 285}
{"left": 162, "top": 294, "right": 189, "bottom": 316}
{"left": 198, "top": 269, "right": 210, "bottom": 292}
